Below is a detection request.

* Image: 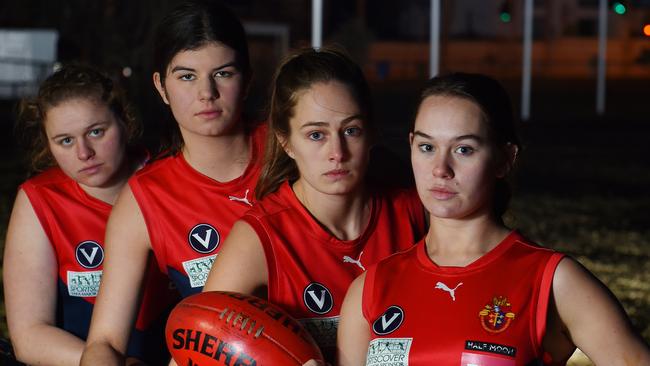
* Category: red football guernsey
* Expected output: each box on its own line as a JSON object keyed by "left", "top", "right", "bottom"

{"left": 361, "top": 231, "right": 564, "bottom": 366}
{"left": 21, "top": 167, "right": 178, "bottom": 364}
{"left": 241, "top": 181, "right": 427, "bottom": 360}
{"left": 129, "top": 124, "right": 267, "bottom": 297}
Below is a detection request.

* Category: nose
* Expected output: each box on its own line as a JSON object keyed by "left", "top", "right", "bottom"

{"left": 328, "top": 134, "right": 349, "bottom": 163}
{"left": 432, "top": 151, "right": 453, "bottom": 179}
{"left": 198, "top": 76, "right": 219, "bottom": 100}
{"left": 77, "top": 138, "right": 95, "bottom": 161}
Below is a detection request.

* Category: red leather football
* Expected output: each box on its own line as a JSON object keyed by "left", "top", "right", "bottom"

{"left": 165, "top": 291, "right": 324, "bottom": 365}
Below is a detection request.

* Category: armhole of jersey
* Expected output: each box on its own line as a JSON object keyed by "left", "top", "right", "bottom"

{"left": 134, "top": 254, "right": 178, "bottom": 330}
{"left": 240, "top": 214, "right": 276, "bottom": 299}
{"left": 20, "top": 183, "right": 53, "bottom": 242}
{"left": 128, "top": 178, "right": 167, "bottom": 274}
{"left": 534, "top": 252, "right": 565, "bottom": 352}
{"left": 361, "top": 265, "right": 377, "bottom": 325}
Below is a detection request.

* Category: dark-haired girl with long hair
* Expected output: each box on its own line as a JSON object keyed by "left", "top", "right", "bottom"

{"left": 202, "top": 47, "right": 426, "bottom": 363}
{"left": 81, "top": 1, "right": 266, "bottom": 364}
{"left": 3, "top": 64, "right": 175, "bottom": 366}
{"left": 337, "top": 73, "right": 650, "bottom": 365}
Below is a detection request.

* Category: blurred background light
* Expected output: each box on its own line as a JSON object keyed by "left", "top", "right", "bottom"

{"left": 613, "top": 1, "right": 627, "bottom": 15}
{"left": 122, "top": 66, "right": 132, "bottom": 78}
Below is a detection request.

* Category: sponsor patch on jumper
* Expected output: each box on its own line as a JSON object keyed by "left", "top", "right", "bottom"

{"left": 465, "top": 340, "right": 517, "bottom": 357}
{"left": 182, "top": 254, "right": 216, "bottom": 288}
{"left": 67, "top": 270, "right": 102, "bottom": 297}
{"left": 366, "top": 338, "right": 412, "bottom": 366}
{"left": 461, "top": 351, "right": 516, "bottom": 366}
{"left": 300, "top": 316, "right": 339, "bottom": 349}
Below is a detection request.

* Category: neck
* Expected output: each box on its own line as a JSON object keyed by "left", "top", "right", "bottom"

{"left": 82, "top": 182, "right": 126, "bottom": 205}
{"left": 292, "top": 179, "right": 370, "bottom": 241}
{"left": 181, "top": 127, "right": 250, "bottom": 182}
{"left": 425, "top": 214, "right": 511, "bottom": 267}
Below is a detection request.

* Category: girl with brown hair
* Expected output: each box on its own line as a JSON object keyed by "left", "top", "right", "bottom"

{"left": 203, "top": 47, "right": 427, "bottom": 362}
{"left": 3, "top": 64, "right": 174, "bottom": 366}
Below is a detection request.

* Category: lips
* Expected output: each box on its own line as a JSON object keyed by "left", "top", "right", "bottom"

{"left": 79, "top": 163, "right": 103, "bottom": 175}
{"left": 195, "top": 108, "right": 223, "bottom": 119}
{"left": 429, "top": 186, "right": 457, "bottom": 200}
{"left": 324, "top": 169, "right": 350, "bottom": 179}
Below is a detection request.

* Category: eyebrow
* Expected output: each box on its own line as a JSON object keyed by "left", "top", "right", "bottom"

{"left": 170, "top": 61, "right": 238, "bottom": 74}
{"left": 412, "top": 130, "right": 484, "bottom": 143}
{"left": 299, "top": 114, "right": 365, "bottom": 129}
{"left": 50, "top": 122, "right": 108, "bottom": 140}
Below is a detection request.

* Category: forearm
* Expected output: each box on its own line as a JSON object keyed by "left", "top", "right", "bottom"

{"left": 80, "top": 340, "right": 127, "bottom": 366}
{"left": 11, "top": 324, "right": 84, "bottom": 366}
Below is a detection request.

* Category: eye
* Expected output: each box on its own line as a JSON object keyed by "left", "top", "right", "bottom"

{"left": 88, "top": 128, "right": 105, "bottom": 137}
{"left": 308, "top": 131, "right": 324, "bottom": 141}
{"left": 58, "top": 137, "right": 73, "bottom": 146}
{"left": 214, "top": 70, "right": 234, "bottom": 78}
{"left": 418, "top": 143, "right": 434, "bottom": 153}
{"left": 179, "top": 73, "right": 196, "bottom": 81}
{"left": 344, "top": 126, "right": 362, "bottom": 137}
{"left": 455, "top": 145, "right": 474, "bottom": 155}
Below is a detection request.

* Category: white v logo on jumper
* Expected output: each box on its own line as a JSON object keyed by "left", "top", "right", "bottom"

{"left": 229, "top": 189, "right": 252, "bottom": 206}
{"left": 307, "top": 290, "right": 327, "bottom": 309}
{"left": 381, "top": 313, "right": 400, "bottom": 329}
{"left": 192, "top": 229, "right": 213, "bottom": 249}
{"left": 79, "top": 247, "right": 98, "bottom": 264}
{"left": 435, "top": 281, "right": 463, "bottom": 301}
{"left": 343, "top": 251, "right": 366, "bottom": 271}
{"left": 372, "top": 306, "right": 404, "bottom": 335}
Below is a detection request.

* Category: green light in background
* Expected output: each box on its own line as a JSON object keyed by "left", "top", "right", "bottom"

{"left": 613, "top": 2, "right": 626, "bottom": 15}
{"left": 500, "top": 12, "right": 511, "bottom": 23}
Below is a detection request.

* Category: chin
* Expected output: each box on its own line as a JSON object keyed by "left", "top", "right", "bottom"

{"left": 81, "top": 172, "right": 120, "bottom": 189}
{"left": 78, "top": 178, "right": 108, "bottom": 188}
{"left": 424, "top": 203, "right": 464, "bottom": 220}
{"left": 326, "top": 182, "right": 363, "bottom": 196}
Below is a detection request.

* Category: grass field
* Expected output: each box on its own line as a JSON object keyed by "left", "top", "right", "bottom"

{"left": 0, "top": 79, "right": 648, "bottom": 365}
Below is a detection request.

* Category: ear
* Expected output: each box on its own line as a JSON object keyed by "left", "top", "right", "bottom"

{"left": 496, "top": 142, "right": 519, "bottom": 178}
{"left": 408, "top": 132, "right": 415, "bottom": 148}
{"left": 153, "top": 72, "right": 170, "bottom": 105}
{"left": 276, "top": 132, "right": 295, "bottom": 159}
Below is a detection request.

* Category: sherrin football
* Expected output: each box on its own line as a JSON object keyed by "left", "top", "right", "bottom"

{"left": 165, "top": 291, "right": 324, "bottom": 365}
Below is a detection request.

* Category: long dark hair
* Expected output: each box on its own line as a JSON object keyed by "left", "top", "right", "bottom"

{"left": 16, "top": 64, "right": 139, "bottom": 175}
{"left": 416, "top": 72, "right": 521, "bottom": 218}
{"left": 153, "top": 0, "right": 251, "bottom": 156}
{"left": 255, "top": 47, "right": 374, "bottom": 199}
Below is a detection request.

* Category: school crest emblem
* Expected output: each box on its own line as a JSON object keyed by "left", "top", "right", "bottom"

{"left": 479, "top": 296, "right": 515, "bottom": 333}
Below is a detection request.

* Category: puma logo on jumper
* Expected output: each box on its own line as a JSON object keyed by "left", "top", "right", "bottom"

{"left": 435, "top": 281, "right": 463, "bottom": 301}
{"left": 228, "top": 189, "right": 252, "bottom": 206}
{"left": 343, "top": 251, "right": 366, "bottom": 271}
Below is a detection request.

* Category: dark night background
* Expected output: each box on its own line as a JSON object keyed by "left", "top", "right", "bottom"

{"left": 0, "top": 1, "right": 649, "bottom": 364}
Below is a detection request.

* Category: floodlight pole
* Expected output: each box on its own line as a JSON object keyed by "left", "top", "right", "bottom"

{"left": 521, "top": 0, "right": 533, "bottom": 121}
{"left": 312, "top": 0, "right": 323, "bottom": 49}
{"left": 597, "top": 0, "right": 608, "bottom": 115}
{"left": 430, "top": 0, "right": 441, "bottom": 77}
